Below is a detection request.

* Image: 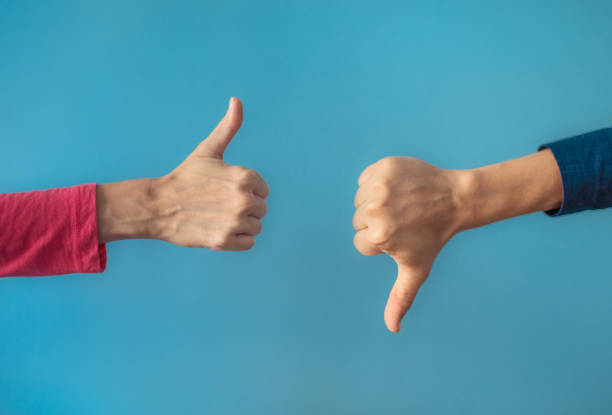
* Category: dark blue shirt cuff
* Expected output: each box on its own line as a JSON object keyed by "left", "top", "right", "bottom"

{"left": 539, "top": 127, "right": 612, "bottom": 216}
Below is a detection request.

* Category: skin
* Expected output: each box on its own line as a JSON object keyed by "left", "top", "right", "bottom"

{"left": 96, "top": 98, "right": 562, "bottom": 332}
{"left": 353, "top": 149, "right": 563, "bottom": 333}
{"left": 96, "top": 97, "right": 270, "bottom": 250}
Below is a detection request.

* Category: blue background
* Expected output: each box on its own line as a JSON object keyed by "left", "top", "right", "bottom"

{"left": 1, "top": 1, "right": 612, "bottom": 413}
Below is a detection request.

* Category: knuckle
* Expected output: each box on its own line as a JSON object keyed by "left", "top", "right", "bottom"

{"left": 378, "top": 187, "right": 391, "bottom": 203}
{"left": 377, "top": 156, "right": 399, "bottom": 172}
{"left": 210, "top": 238, "right": 224, "bottom": 251}
{"left": 377, "top": 156, "right": 393, "bottom": 167}
{"left": 369, "top": 222, "right": 393, "bottom": 245}
{"left": 371, "top": 181, "right": 391, "bottom": 200}
{"left": 227, "top": 217, "right": 244, "bottom": 233}
{"left": 235, "top": 193, "right": 255, "bottom": 214}
{"left": 236, "top": 167, "right": 258, "bottom": 187}
{"left": 214, "top": 231, "right": 234, "bottom": 250}
{"left": 370, "top": 229, "right": 388, "bottom": 245}
{"left": 354, "top": 233, "right": 377, "bottom": 256}
{"left": 232, "top": 165, "right": 249, "bottom": 176}
{"left": 365, "top": 201, "right": 385, "bottom": 217}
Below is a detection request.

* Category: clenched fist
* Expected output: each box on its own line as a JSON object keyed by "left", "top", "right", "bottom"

{"left": 353, "top": 157, "right": 468, "bottom": 332}
{"left": 151, "top": 97, "right": 269, "bottom": 250}
{"left": 97, "top": 97, "right": 269, "bottom": 250}
{"left": 353, "top": 149, "right": 564, "bottom": 333}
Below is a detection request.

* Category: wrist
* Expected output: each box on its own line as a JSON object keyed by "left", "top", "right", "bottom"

{"left": 453, "top": 150, "right": 563, "bottom": 232}
{"left": 449, "top": 168, "right": 481, "bottom": 232}
{"left": 96, "top": 178, "right": 159, "bottom": 243}
{"left": 143, "top": 174, "right": 183, "bottom": 243}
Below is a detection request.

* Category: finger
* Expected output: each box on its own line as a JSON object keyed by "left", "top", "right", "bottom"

{"left": 352, "top": 203, "right": 369, "bottom": 231}
{"left": 194, "top": 97, "right": 244, "bottom": 159}
{"left": 354, "top": 182, "right": 377, "bottom": 208}
{"left": 358, "top": 162, "right": 378, "bottom": 186}
{"left": 249, "top": 170, "right": 270, "bottom": 199}
{"left": 247, "top": 196, "right": 268, "bottom": 219}
{"left": 222, "top": 235, "right": 255, "bottom": 251}
{"left": 354, "top": 186, "right": 366, "bottom": 208}
{"left": 353, "top": 230, "right": 380, "bottom": 256}
{"left": 383, "top": 264, "right": 427, "bottom": 333}
{"left": 236, "top": 216, "right": 263, "bottom": 236}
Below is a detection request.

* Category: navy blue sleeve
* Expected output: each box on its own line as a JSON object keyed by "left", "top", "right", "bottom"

{"left": 539, "top": 127, "right": 612, "bottom": 216}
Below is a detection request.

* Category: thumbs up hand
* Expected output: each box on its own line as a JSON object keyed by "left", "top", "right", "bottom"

{"left": 353, "top": 157, "right": 471, "bottom": 332}
{"left": 150, "top": 98, "right": 269, "bottom": 250}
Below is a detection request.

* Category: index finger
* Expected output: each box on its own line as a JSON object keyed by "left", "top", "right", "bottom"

{"left": 354, "top": 182, "right": 376, "bottom": 208}
{"left": 250, "top": 170, "right": 270, "bottom": 198}
{"left": 358, "top": 162, "right": 378, "bottom": 186}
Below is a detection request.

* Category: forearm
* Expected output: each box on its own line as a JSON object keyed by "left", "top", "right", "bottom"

{"left": 96, "top": 179, "right": 158, "bottom": 243}
{"left": 458, "top": 149, "right": 563, "bottom": 231}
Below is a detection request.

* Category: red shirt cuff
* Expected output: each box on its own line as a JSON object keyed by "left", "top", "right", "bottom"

{"left": 0, "top": 184, "right": 107, "bottom": 277}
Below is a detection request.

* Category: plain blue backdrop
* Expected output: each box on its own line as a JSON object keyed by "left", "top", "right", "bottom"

{"left": 1, "top": 1, "right": 612, "bottom": 413}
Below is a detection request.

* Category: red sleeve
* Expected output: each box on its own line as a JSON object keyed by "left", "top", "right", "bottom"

{"left": 0, "top": 184, "right": 107, "bottom": 277}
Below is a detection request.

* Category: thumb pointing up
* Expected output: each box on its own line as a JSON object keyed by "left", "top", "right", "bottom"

{"left": 195, "top": 97, "right": 244, "bottom": 159}
{"left": 383, "top": 261, "right": 428, "bottom": 333}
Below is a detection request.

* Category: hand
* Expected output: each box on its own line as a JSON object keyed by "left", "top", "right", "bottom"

{"left": 151, "top": 97, "right": 269, "bottom": 250}
{"left": 97, "top": 97, "right": 270, "bottom": 251}
{"left": 353, "top": 150, "right": 563, "bottom": 333}
{"left": 353, "top": 157, "right": 468, "bottom": 332}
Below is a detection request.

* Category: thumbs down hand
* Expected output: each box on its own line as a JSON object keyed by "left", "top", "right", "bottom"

{"left": 353, "top": 157, "right": 469, "bottom": 333}
{"left": 353, "top": 150, "right": 564, "bottom": 333}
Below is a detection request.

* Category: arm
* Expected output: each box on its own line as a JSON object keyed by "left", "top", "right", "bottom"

{"left": 353, "top": 127, "right": 612, "bottom": 333}
{"left": 0, "top": 98, "right": 269, "bottom": 278}
{"left": 462, "top": 149, "right": 562, "bottom": 229}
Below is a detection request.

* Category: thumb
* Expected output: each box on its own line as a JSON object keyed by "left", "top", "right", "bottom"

{"left": 195, "top": 97, "right": 243, "bottom": 159}
{"left": 383, "top": 262, "right": 428, "bottom": 333}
